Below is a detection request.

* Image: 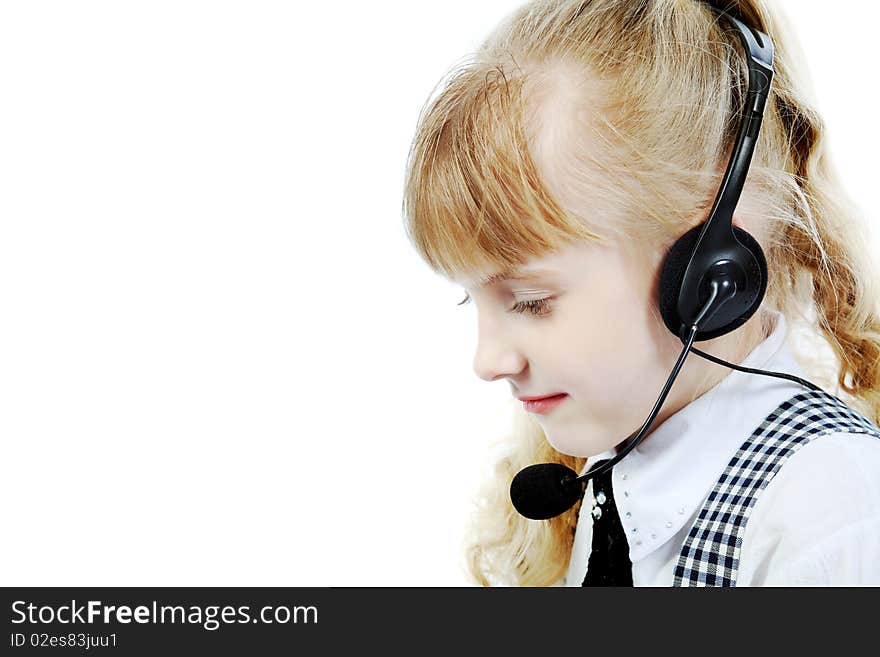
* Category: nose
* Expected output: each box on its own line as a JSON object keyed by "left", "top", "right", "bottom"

{"left": 472, "top": 313, "right": 527, "bottom": 382}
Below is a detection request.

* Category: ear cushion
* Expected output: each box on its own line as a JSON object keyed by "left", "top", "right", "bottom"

{"left": 658, "top": 224, "right": 767, "bottom": 342}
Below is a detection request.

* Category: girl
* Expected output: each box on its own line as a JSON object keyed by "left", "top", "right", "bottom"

{"left": 402, "top": 0, "right": 880, "bottom": 585}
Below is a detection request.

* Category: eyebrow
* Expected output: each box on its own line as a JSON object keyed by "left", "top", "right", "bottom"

{"left": 474, "top": 268, "right": 557, "bottom": 287}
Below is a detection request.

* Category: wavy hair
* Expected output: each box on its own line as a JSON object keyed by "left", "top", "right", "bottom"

{"left": 401, "top": 0, "right": 880, "bottom": 586}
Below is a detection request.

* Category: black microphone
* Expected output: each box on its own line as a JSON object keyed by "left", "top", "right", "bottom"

{"left": 509, "top": 463, "right": 584, "bottom": 520}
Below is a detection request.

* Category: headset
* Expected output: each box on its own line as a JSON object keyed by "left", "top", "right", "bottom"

{"left": 510, "top": 2, "right": 832, "bottom": 521}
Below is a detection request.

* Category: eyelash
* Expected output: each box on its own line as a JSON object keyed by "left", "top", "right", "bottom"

{"left": 457, "top": 293, "right": 553, "bottom": 317}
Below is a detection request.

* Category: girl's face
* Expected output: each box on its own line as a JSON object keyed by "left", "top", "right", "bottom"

{"left": 458, "top": 238, "right": 755, "bottom": 458}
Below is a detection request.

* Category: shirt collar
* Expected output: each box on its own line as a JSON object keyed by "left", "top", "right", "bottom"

{"left": 578, "top": 307, "right": 808, "bottom": 563}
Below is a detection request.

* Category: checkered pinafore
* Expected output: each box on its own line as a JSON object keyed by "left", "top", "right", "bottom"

{"left": 673, "top": 389, "right": 880, "bottom": 586}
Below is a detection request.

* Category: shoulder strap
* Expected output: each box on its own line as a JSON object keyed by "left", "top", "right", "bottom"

{"left": 673, "top": 390, "right": 880, "bottom": 586}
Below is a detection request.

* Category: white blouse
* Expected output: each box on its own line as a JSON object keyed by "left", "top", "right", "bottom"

{"left": 562, "top": 309, "right": 880, "bottom": 586}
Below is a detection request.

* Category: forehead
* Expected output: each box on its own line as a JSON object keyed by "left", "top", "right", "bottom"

{"left": 453, "top": 238, "right": 635, "bottom": 289}
{"left": 456, "top": 244, "right": 583, "bottom": 289}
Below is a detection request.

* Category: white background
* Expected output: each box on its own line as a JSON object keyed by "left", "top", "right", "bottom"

{"left": 0, "top": 1, "right": 876, "bottom": 586}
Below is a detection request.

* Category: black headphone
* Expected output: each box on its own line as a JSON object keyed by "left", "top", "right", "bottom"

{"left": 510, "top": 4, "right": 831, "bottom": 521}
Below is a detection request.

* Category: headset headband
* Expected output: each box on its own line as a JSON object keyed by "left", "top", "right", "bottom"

{"left": 705, "top": 6, "right": 774, "bottom": 233}
{"left": 674, "top": 5, "right": 775, "bottom": 340}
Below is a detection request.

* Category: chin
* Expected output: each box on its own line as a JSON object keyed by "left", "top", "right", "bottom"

{"left": 542, "top": 429, "right": 601, "bottom": 459}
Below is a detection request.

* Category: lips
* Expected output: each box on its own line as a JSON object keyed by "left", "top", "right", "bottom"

{"left": 516, "top": 393, "right": 566, "bottom": 402}
{"left": 519, "top": 393, "right": 568, "bottom": 415}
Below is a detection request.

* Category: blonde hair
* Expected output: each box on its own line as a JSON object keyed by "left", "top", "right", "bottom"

{"left": 402, "top": 0, "right": 880, "bottom": 586}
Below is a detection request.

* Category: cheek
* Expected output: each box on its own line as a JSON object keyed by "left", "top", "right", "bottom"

{"left": 550, "top": 303, "right": 659, "bottom": 390}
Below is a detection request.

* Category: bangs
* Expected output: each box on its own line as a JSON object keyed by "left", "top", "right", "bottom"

{"left": 402, "top": 61, "right": 606, "bottom": 283}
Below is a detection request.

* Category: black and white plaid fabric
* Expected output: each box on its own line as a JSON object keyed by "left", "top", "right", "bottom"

{"left": 673, "top": 389, "right": 880, "bottom": 587}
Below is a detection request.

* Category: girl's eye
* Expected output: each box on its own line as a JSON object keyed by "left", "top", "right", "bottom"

{"left": 457, "top": 293, "right": 553, "bottom": 317}
{"left": 510, "top": 298, "right": 553, "bottom": 317}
